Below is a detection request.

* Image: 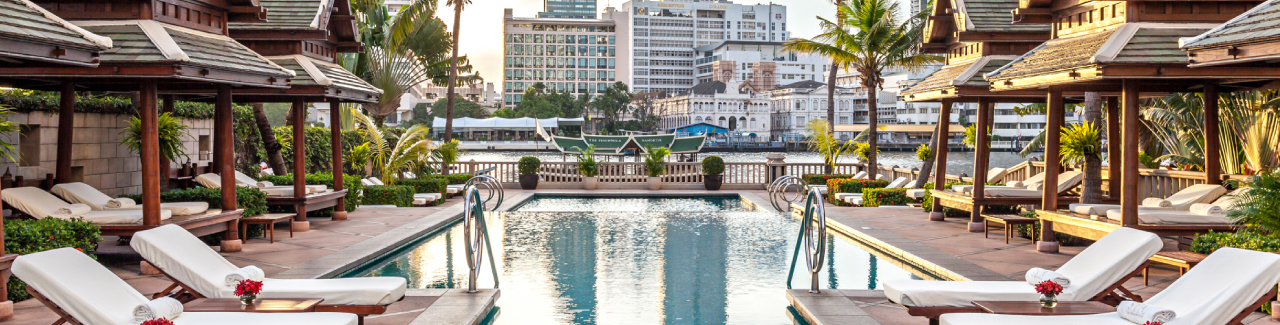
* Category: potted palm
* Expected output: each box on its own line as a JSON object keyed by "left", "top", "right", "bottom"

{"left": 643, "top": 145, "right": 671, "bottom": 191}
{"left": 702, "top": 156, "right": 724, "bottom": 190}
{"left": 572, "top": 145, "right": 600, "bottom": 190}
{"left": 518, "top": 156, "right": 540, "bottom": 190}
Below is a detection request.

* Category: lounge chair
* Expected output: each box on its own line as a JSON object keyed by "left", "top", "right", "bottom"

{"left": 195, "top": 172, "right": 328, "bottom": 196}
{"left": 951, "top": 167, "right": 1012, "bottom": 194}
{"left": 836, "top": 177, "right": 910, "bottom": 206}
{"left": 938, "top": 247, "right": 1280, "bottom": 325}
{"left": 132, "top": 225, "right": 406, "bottom": 320}
{"left": 1, "top": 187, "right": 171, "bottom": 224}
{"left": 363, "top": 177, "right": 442, "bottom": 205}
{"left": 1070, "top": 184, "right": 1228, "bottom": 216}
{"left": 14, "top": 247, "right": 358, "bottom": 325}
{"left": 51, "top": 182, "right": 209, "bottom": 215}
{"left": 811, "top": 171, "right": 870, "bottom": 195}
{"left": 1106, "top": 187, "right": 1248, "bottom": 224}
{"left": 884, "top": 227, "right": 1161, "bottom": 324}
{"left": 979, "top": 171, "right": 1083, "bottom": 198}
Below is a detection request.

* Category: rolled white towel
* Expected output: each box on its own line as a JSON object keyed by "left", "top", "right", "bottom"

{"left": 54, "top": 204, "right": 92, "bottom": 217}
{"left": 256, "top": 181, "right": 275, "bottom": 188}
{"left": 224, "top": 265, "right": 266, "bottom": 288}
{"left": 1027, "top": 183, "right": 1045, "bottom": 191}
{"left": 1024, "top": 267, "right": 1072, "bottom": 289}
{"left": 1117, "top": 301, "right": 1176, "bottom": 324}
{"left": 1006, "top": 181, "right": 1023, "bottom": 188}
{"left": 133, "top": 296, "right": 183, "bottom": 322}
{"left": 1142, "top": 198, "right": 1172, "bottom": 207}
{"left": 1189, "top": 203, "right": 1224, "bottom": 216}
{"left": 106, "top": 198, "right": 137, "bottom": 209}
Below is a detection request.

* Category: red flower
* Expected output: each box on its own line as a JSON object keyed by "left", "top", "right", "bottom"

{"left": 141, "top": 319, "right": 175, "bottom": 325}
{"left": 1142, "top": 322, "right": 1163, "bottom": 325}
{"left": 234, "top": 279, "right": 263, "bottom": 297}
{"left": 1035, "top": 280, "right": 1063, "bottom": 296}
{"left": 75, "top": 248, "right": 83, "bottom": 252}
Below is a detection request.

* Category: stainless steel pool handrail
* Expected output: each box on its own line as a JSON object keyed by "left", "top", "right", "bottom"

{"left": 786, "top": 188, "right": 828, "bottom": 293}
{"left": 768, "top": 175, "right": 807, "bottom": 212}
{"left": 462, "top": 186, "right": 500, "bottom": 292}
{"left": 463, "top": 175, "right": 503, "bottom": 211}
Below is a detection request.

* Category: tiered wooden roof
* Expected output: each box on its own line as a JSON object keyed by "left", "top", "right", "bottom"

{"left": 904, "top": 0, "right": 1048, "bottom": 101}
{"left": 1181, "top": 0, "right": 1280, "bottom": 67}
{"left": 0, "top": 0, "right": 111, "bottom": 67}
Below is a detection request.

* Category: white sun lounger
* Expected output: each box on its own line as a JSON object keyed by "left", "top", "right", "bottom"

{"left": 51, "top": 182, "right": 209, "bottom": 216}
{"left": 14, "top": 248, "right": 358, "bottom": 325}
{"left": 951, "top": 168, "right": 1012, "bottom": 194}
{"left": 980, "top": 171, "right": 1083, "bottom": 198}
{"left": 1105, "top": 187, "right": 1248, "bottom": 224}
{"left": 132, "top": 225, "right": 406, "bottom": 315}
{"left": 837, "top": 177, "right": 911, "bottom": 205}
{"left": 1, "top": 187, "right": 171, "bottom": 224}
{"left": 885, "top": 228, "right": 1161, "bottom": 322}
{"left": 939, "top": 247, "right": 1280, "bottom": 325}
{"left": 1071, "top": 184, "right": 1228, "bottom": 216}
{"left": 195, "top": 173, "right": 328, "bottom": 196}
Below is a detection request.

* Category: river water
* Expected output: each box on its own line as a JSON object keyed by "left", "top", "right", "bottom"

{"left": 457, "top": 151, "right": 1034, "bottom": 176}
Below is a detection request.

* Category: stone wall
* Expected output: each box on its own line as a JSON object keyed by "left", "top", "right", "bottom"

{"left": 0, "top": 112, "right": 214, "bottom": 197}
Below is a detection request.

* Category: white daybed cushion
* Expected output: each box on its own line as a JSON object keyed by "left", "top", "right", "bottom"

{"left": 905, "top": 189, "right": 927, "bottom": 199}
{"left": 834, "top": 193, "right": 861, "bottom": 201}
{"left": 980, "top": 188, "right": 1044, "bottom": 198}
{"left": 414, "top": 193, "right": 442, "bottom": 201}
{"left": 986, "top": 167, "right": 1009, "bottom": 183}
{"left": 132, "top": 225, "right": 406, "bottom": 305}
{"left": 886, "top": 177, "right": 909, "bottom": 189}
{"left": 810, "top": 185, "right": 828, "bottom": 195}
{"left": 195, "top": 173, "right": 222, "bottom": 188}
{"left": 11, "top": 248, "right": 357, "bottom": 325}
{"left": 852, "top": 171, "right": 868, "bottom": 179}
{"left": 844, "top": 196, "right": 864, "bottom": 206}
{"left": 941, "top": 247, "right": 1280, "bottom": 325}
{"left": 2, "top": 187, "right": 171, "bottom": 223}
{"left": 446, "top": 185, "right": 462, "bottom": 194}
{"left": 1107, "top": 209, "right": 1234, "bottom": 225}
{"left": 1161, "top": 184, "right": 1228, "bottom": 209}
{"left": 1070, "top": 204, "right": 1123, "bottom": 216}
{"left": 885, "top": 228, "right": 1161, "bottom": 307}
{"left": 1053, "top": 171, "right": 1084, "bottom": 194}
{"left": 52, "top": 182, "right": 208, "bottom": 215}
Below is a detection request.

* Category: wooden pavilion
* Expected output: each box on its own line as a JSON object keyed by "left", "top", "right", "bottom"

{"left": 901, "top": 0, "right": 1054, "bottom": 232}
{"left": 986, "top": 0, "right": 1277, "bottom": 252}
{"left": 166, "top": 0, "right": 379, "bottom": 228}
{"left": 0, "top": 0, "right": 298, "bottom": 253}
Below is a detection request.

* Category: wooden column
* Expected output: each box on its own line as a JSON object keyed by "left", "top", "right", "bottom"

{"left": 1107, "top": 97, "right": 1121, "bottom": 199}
{"left": 291, "top": 99, "right": 309, "bottom": 226}
{"left": 139, "top": 80, "right": 162, "bottom": 226}
{"left": 1203, "top": 83, "right": 1221, "bottom": 184}
{"left": 1121, "top": 81, "right": 1140, "bottom": 226}
{"left": 969, "top": 98, "right": 992, "bottom": 232}
{"left": 216, "top": 85, "right": 241, "bottom": 252}
{"left": 161, "top": 95, "right": 174, "bottom": 190}
{"left": 1038, "top": 88, "right": 1064, "bottom": 253}
{"left": 930, "top": 99, "right": 952, "bottom": 221}
{"left": 329, "top": 98, "right": 347, "bottom": 220}
{"left": 56, "top": 82, "right": 75, "bottom": 184}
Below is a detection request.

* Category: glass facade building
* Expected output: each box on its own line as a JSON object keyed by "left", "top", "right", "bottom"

{"left": 538, "top": 0, "right": 598, "bottom": 19}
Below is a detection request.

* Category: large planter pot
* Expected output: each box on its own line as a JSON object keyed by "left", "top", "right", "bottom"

{"left": 582, "top": 176, "right": 598, "bottom": 190}
{"left": 519, "top": 174, "right": 539, "bottom": 190}
{"left": 704, "top": 174, "right": 723, "bottom": 190}
{"left": 647, "top": 177, "right": 662, "bottom": 190}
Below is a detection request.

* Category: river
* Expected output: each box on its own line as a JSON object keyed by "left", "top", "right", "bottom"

{"left": 456, "top": 151, "right": 1035, "bottom": 176}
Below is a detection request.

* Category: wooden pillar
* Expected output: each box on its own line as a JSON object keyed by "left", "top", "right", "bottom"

{"left": 330, "top": 98, "right": 347, "bottom": 220}
{"left": 160, "top": 95, "right": 175, "bottom": 190}
{"left": 1121, "top": 81, "right": 1141, "bottom": 226}
{"left": 1107, "top": 97, "right": 1121, "bottom": 199}
{"left": 56, "top": 82, "right": 75, "bottom": 184}
{"left": 1203, "top": 83, "right": 1221, "bottom": 184}
{"left": 969, "top": 98, "right": 992, "bottom": 232}
{"left": 1038, "top": 88, "right": 1064, "bottom": 253}
{"left": 139, "top": 80, "right": 162, "bottom": 226}
{"left": 216, "top": 85, "right": 241, "bottom": 252}
{"left": 291, "top": 99, "right": 309, "bottom": 227}
{"left": 930, "top": 99, "right": 952, "bottom": 221}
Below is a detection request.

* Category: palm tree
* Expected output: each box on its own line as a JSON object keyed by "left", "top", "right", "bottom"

{"left": 348, "top": 106, "right": 437, "bottom": 184}
{"left": 443, "top": 0, "right": 472, "bottom": 142}
{"left": 784, "top": 0, "right": 941, "bottom": 179}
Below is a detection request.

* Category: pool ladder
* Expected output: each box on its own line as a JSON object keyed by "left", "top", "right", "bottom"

{"left": 768, "top": 175, "right": 807, "bottom": 212}
{"left": 462, "top": 176, "right": 501, "bottom": 293}
{"left": 786, "top": 187, "right": 828, "bottom": 293}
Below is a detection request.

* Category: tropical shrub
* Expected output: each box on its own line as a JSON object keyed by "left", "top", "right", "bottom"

{"left": 805, "top": 119, "right": 853, "bottom": 172}
{"left": 1059, "top": 122, "right": 1102, "bottom": 165}
{"left": 273, "top": 126, "right": 335, "bottom": 174}
{"left": 260, "top": 173, "right": 362, "bottom": 213}
{"left": 0, "top": 89, "right": 216, "bottom": 119}
{"left": 828, "top": 178, "right": 890, "bottom": 203}
{"left": 0, "top": 104, "right": 17, "bottom": 163}
{"left": 346, "top": 142, "right": 372, "bottom": 177}
{"left": 915, "top": 144, "right": 931, "bottom": 162}
{"left": 431, "top": 139, "right": 462, "bottom": 175}
{"left": 862, "top": 188, "right": 913, "bottom": 207}
{"left": 1227, "top": 173, "right": 1280, "bottom": 234}
{"left": 427, "top": 174, "right": 471, "bottom": 185}
{"left": 518, "top": 156, "right": 541, "bottom": 175}
{"left": 398, "top": 178, "right": 447, "bottom": 206}
{"left": 5, "top": 217, "right": 100, "bottom": 301}
{"left": 643, "top": 145, "right": 671, "bottom": 177}
{"left": 572, "top": 145, "right": 600, "bottom": 177}
{"left": 1138, "top": 151, "right": 1160, "bottom": 169}
{"left": 801, "top": 174, "right": 861, "bottom": 185}
{"left": 362, "top": 185, "right": 415, "bottom": 207}
{"left": 1190, "top": 230, "right": 1280, "bottom": 254}
{"left": 121, "top": 112, "right": 190, "bottom": 162}
{"left": 122, "top": 186, "right": 268, "bottom": 218}
{"left": 702, "top": 156, "right": 725, "bottom": 175}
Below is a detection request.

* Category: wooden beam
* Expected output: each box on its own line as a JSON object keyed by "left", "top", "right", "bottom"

{"left": 140, "top": 79, "right": 162, "bottom": 226}
{"left": 55, "top": 82, "right": 74, "bottom": 184}
{"left": 292, "top": 99, "right": 308, "bottom": 224}
{"left": 931, "top": 99, "right": 952, "bottom": 221}
{"left": 956, "top": 31, "right": 1050, "bottom": 42}
{"left": 329, "top": 97, "right": 346, "bottom": 220}
{"left": 1107, "top": 96, "right": 1121, "bottom": 199}
{"left": 970, "top": 98, "right": 993, "bottom": 232}
{"left": 1121, "top": 80, "right": 1140, "bottom": 226}
{"left": 216, "top": 85, "right": 241, "bottom": 251}
{"left": 1040, "top": 88, "right": 1064, "bottom": 253}
{"left": 1203, "top": 83, "right": 1221, "bottom": 184}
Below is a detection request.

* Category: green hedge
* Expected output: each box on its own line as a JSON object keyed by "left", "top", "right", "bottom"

{"left": 862, "top": 188, "right": 914, "bottom": 207}
{"left": 827, "top": 178, "right": 890, "bottom": 205}
{"left": 399, "top": 178, "right": 447, "bottom": 206}
{"left": 1190, "top": 231, "right": 1280, "bottom": 254}
{"left": 427, "top": 174, "right": 471, "bottom": 185}
{"left": 363, "top": 185, "right": 415, "bottom": 207}
{"left": 0, "top": 90, "right": 217, "bottom": 119}
{"left": 702, "top": 156, "right": 724, "bottom": 175}
{"left": 258, "top": 173, "right": 362, "bottom": 215}
{"left": 5, "top": 218, "right": 101, "bottom": 301}
{"left": 273, "top": 126, "right": 335, "bottom": 174}
{"left": 122, "top": 186, "right": 268, "bottom": 218}
{"left": 802, "top": 174, "right": 860, "bottom": 185}
{"left": 919, "top": 182, "right": 1018, "bottom": 216}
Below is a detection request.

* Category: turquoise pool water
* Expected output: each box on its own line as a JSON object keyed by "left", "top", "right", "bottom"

{"left": 343, "top": 196, "right": 923, "bottom": 324}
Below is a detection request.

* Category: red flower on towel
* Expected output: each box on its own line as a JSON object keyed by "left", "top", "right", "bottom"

{"left": 1035, "top": 280, "right": 1063, "bottom": 296}
{"left": 141, "top": 319, "right": 174, "bottom": 325}
{"left": 1143, "top": 322, "right": 1163, "bottom": 325}
{"left": 234, "top": 279, "right": 263, "bottom": 297}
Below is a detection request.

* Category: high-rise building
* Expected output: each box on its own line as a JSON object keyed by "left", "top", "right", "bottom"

{"left": 539, "top": 0, "right": 599, "bottom": 19}
{"left": 502, "top": 9, "right": 627, "bottom": 109}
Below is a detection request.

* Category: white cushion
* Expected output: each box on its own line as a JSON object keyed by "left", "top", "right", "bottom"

{"left": 2, "top": 187, "right": 172, "bottom": 223}
{"left": 1108, "top": 209, "right": 1234, "bottom": 225}
{"left": 53, "top": 182, "right": 209, "bottom": 215}
{"left": 905, "top": 189, "right": 927, "bottom": 199}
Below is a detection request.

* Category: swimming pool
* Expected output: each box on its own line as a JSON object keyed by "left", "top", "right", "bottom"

{"left": 342, "top": 196, "right": 925, "bottom": 324}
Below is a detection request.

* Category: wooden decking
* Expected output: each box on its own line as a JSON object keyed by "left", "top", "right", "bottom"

{"left": 931, "top": 190, "right": 1082, "bottom": 213}
{"left": 265, "top": 190, "right": 349, "bottom": 221}
{"left": 1035, "top": 209, "right": 1242, "bottom": 240}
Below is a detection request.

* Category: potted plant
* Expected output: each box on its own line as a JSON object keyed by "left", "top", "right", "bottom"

{"left": 643, "top": 145, "right": 671, "bottom": 190}
{"left": 518, "top": 156, "right": 540, "bottom": 190}
{"left": 572, "top": 145, "right": 600, "bottom": 190}
{"left": 702, "top": 155, "right": 724, "bottom": 190}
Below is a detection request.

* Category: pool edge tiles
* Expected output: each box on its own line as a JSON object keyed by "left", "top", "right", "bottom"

{"left": 817, "top": 207, "right": 1011, "bottom": 282}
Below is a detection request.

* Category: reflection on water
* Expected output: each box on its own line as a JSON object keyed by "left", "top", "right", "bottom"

{"left": 351, "top": 198, "right": 922, "bottom": 324}
{"left": 458, "top": 151, "right": 1035, "bottom": 176}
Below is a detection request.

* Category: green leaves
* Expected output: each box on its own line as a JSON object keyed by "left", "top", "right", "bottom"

{"left": 518, "top": 156, "right": 541, "bottom": 175}
{"left": 806, "top": 118, "right": 854, "bottom": 171}
{"left": 0, "top": 104, "right": 17, "bottom": 164}
{"left": 1226, "top": 173, "right": 1280, "bottom": 235}
{"left": 5, "top": 217, "right": 100, "bottom": 301}
{"left": 915, "top": 144, "right": 932, "bottom": 162}
{"left": 571, "top": 145, "right": 601, "bottom": 177}
{"left": 643, "top": 145, "right": 671, "bottom": 177}
{"left": 701, "top": 156, "right": 725, "bottom": 175}
{"left": 1059, "top": 121, "right": 1102, "bottom": 165}
{"left": 120, "top": 112, "right": 190, "bottom": 163}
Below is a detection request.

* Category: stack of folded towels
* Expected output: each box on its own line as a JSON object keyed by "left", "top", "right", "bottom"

{"left": 53, "top": 204, "right": 91, "bottom": 218}
{"left": 1118, "top": 300, "right": 1176, "bottom": 324}
{"left": 133, "top": 296, "right": 183, "bottom": 323}
{"left": 106, "top": 198, "right": 136, "bottom": 209}
{"left": 225, "top": 265, "right": 266, "bottom": 288}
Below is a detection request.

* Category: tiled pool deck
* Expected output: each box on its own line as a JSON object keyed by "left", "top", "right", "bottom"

{"left": 5, "top": 189, "right": 1273, "bottom": 324}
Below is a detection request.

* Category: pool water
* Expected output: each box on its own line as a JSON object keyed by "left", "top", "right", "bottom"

{"left": 343, "top": 197, "right": 924, "bottom": 324}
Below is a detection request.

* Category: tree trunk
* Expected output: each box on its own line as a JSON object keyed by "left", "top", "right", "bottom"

{"left": 1081, "top": 92, "right": 1103, "bottom": 204}
{"left": 253, "top": 103, "right": 287, "bottom": 175}
{"left": 866, "top": 79, "right": 879, "bottom": 180}
{"left": 443, "top": 4, "right": 463, "bottom": 142}
{"left": 913, "top": 124, "right": 942, "bottom": 188}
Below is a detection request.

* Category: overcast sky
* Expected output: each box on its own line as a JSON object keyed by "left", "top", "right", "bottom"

{"left": 436, "top": 0, "right": 845, "bottom": 84}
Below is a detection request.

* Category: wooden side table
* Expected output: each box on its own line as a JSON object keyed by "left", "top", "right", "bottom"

{"left": 972, "top": 301, "right": 1115, "bottom": 315}
{"left": 983, "top": 214, "right": 1037, "bottom": 244}
{"left": 185, "top": 298, "right": 322, "bottom": 313}
{"left": 1144, "top": 251, "right": 1206, "bottom": 285}
{"left": 240, "top": 213, "right": 297, "bottom": 243}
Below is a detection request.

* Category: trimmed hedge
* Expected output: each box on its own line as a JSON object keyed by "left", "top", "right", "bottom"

{"left": 702, "top": 156, "right": 725, "bottom": 175}
{"left": 122, "top": 186, "right": 268, "bottom": 218}
{"left": 518, "top": 156, "right": 541, "bottom": 175}
{"left": 1190, "top": 231, "right": 1280, "bottom": 254}
{"left": 363, "top": 185, "right": 415, "bottom": 207}
{"left": 427, "top": 174, "right": 471, "bottom": 185}
{"left": 862, "top": 188, "right": 914, "bottom": 207}
{"left": 827, "top": 178, "right": 890, "bottom": 205}
{"left": 399, "top": 178, "right": 447, "bottom": 206}
{"left": 802, "top": 174, "right": 860, "bottom": 186}
{"left": 6, "top": 218, "right": 101, "bottom": 301}
{"left": 0, "top": 90, "right": 218, "bottom": 119}
{"left": 258, "top": 173, "right": 363, "bottom": 214}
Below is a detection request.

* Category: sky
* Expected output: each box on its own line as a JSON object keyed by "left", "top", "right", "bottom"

{"left": 435, "top": 0, "right": 844, "bottom": 84}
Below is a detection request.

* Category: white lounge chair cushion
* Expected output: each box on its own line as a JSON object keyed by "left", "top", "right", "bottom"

{"left": 885, "top": 280, "right": 1050, "bottom": 307}
{"left": 844, "top": 196, "right": 863, "bottom": 206}
{"left": 885, "top": 177, "right": 909, "bottom": 189}
{"left": 1161, "top": 184, "right": 1228, "bottom": 209}
{"left": 1070, "top": 204, "right": 1122, "bottom": 216}
{"left": 905, "top": 189, "right": 927, "bottom": 199}
{"left": 941, "top": 312, "right": 1133, "bottom": 325}
{"left": 980, "top": 188, "right": 1044, "bottom": 198}
{"left": 2, "top": 187, "right": 171, "bottom": 223}
{"left": 986, "top": 167, "right": 1009, "bottom": 183}
{"left": 132, "top": 225, "right": 406, "bottom": 306}
{"left": 833, "top": 193, "right": 861, "bottom": 201}
{"left": 852, "top": 171, "right": 868, "bottom": 179}
{"left": 412, "top": 198, "right": 428, "bottom": 206}
{"left": 446, "top": 185, "right": 463, "bottom": 194}
{"left": 195, "top": 173, "right": 222, "bottom": 188}
{"left": 414, "top": 193, "right": 442, "bottom": 201}
{"left": 810, "top": 185, "right": 828, "bottom": 195}
{"left": 1108, "top": 209, "right": 1234, "bottom": 224}
{"left": 52, "top": 182, "right": 210, "bottom": 215}
{"left": 171, "top": 312, "right": 358, "bottom": 325}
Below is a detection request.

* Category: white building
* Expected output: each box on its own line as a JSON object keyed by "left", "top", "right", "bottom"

{"left": 503, "top": 9, "right": 626, "bottom": 109}
{"left": 615, "top": 0, "right": 791, "bottom": 95}
{"left": 654, "top": 80, "right": 771, "bottom": 137}
{"left": 693, "top": 41, "right": 828, "bottom": 87}
{"left": 766, "top": 80, "right": 864, "bottom": 141}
